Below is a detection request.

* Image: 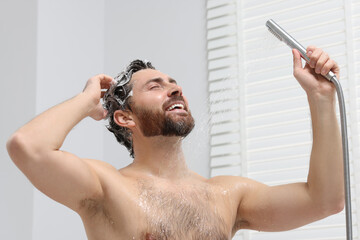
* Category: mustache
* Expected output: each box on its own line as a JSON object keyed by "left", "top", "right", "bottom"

{"left": 163, "top": 95, "right": 188, "bottom": 111}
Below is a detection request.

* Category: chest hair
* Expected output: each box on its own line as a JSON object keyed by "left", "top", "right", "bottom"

{"left": 137, "top": 179, "right": 231, "bottom": 240}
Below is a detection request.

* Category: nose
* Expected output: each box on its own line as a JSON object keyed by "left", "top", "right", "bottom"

{"left": 167, "top": 84, "right": 182, "bottom": 97}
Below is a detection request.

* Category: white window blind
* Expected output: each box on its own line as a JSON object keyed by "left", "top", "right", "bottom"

{"left": 206, "top": 0, "right": 360, "bottom": 239}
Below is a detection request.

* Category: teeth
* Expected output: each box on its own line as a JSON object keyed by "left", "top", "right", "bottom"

{"left": 167, "top": 103, "right": 184, "bottom": 111}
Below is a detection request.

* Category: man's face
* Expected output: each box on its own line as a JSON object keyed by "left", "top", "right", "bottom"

{"left": 129, "top": 69, "right": 195, "bottom": 137}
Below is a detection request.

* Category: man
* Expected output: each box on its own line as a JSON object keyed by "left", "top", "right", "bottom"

{"left": 7, "top": 46, "right": 343, "bottom": 239}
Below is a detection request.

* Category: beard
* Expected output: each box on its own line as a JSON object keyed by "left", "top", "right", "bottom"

{"left": 132, "top": 99, "right": 195, "bottom": 138}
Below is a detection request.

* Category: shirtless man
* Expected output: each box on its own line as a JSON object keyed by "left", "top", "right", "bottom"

{"left": 7, "top": 47, "right": 344, "bottom": 239}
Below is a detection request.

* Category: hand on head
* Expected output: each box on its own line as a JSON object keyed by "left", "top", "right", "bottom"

{"left": 82, "top": 74, "right": 116, "bottom": 121}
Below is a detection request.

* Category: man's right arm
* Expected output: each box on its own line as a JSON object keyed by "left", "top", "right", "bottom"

{"left": 6, "top": 74, "right": 115, "bottom": 212}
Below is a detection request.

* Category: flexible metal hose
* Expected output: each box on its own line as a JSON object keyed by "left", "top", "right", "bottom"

{"left": 330, "top": 76, "right": 352, "bottom": 240}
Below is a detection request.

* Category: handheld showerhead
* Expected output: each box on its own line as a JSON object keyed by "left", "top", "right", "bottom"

{"left": 266, "top": 19, "right": 310, "bottom": 62}
{"left": 265, "top": 19, "right": 336, "bottom": 81}
{"left": 265, "top": 19, "right": 352, "bottom": 240}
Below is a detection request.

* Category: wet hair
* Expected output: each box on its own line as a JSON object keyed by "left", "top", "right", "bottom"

{"left": 103, "top": 59, "right": 155, "bottom": 158}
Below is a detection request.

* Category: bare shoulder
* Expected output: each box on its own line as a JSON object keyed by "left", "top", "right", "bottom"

{"left": 83, "top": 158, "right": 118, "bottom": 172}
{"left": 207, "top": 175, "right": 266, "bottom": 198}
{"left": 208, "top": 175, "right": 254, "bottom": 187}
{"left": 82, "top": 158, "right": 126, "bottom": 184}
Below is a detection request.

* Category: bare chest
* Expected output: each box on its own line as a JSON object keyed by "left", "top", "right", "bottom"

{"left": 82, "top": 177, "right": 236, "bottom": 240}
{"left": 133, "top": 179, "right": 233, "bottom": 240}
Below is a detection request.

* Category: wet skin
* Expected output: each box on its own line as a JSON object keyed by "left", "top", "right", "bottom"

{"left": 80, "top": 161, "right": 244, "bottom": 240}
{"left": 7, "top": 49, "right": 344, "bottom": 240}
{"left": 80, "top": 69, "right": 243, "bottom": 239}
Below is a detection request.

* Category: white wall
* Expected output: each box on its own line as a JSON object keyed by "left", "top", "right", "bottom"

{"left": 0, "top": 0, "right": 37, "bottom": 239}
{"left": 33, "top": 1, "right": 105, "bottom": 239}
{"left": 1, "top": 0, "right": 208, "bottom": 239}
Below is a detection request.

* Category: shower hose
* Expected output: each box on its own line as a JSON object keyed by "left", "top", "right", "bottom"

{"left": 331, "top": 76, "right": 352, "bottom": 240}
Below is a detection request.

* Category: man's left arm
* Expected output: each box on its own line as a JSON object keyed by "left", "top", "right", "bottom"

{"left": 235, "top": 46, "right": 344, "bottom": 231}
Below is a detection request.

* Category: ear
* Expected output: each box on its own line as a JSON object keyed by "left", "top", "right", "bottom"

{"left": 113, "top": 110, "right": 135, "bottom": 128}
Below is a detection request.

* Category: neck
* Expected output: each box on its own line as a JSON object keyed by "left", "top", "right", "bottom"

{"left": 131, "top": 135, "right": 190, "bottom": 179}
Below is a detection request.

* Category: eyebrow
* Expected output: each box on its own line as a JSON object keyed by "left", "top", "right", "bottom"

{"left": 145, "top": 77, "right": 177, "bottom": 86}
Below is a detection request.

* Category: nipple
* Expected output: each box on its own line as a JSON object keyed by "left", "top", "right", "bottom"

{"left": 145, "top": 233, "right": 157, "bottom": 240}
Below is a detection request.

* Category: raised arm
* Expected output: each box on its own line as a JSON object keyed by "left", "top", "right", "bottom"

{"left": 235, "top": 47, "right": 344, "bottom": 231}
{"left": 6, "top": 74, "right": 115, "bottom": 212}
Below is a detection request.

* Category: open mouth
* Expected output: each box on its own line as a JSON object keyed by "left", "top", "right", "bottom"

{"left": 166, "top": 103, "right": 185, "bottom": 111}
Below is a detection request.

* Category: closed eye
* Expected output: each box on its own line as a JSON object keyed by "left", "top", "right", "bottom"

{"left": 149, "top": 84, "right": 161, "bottom": 90}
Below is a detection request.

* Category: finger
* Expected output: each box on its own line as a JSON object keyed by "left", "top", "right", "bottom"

{"left": 306, "top": 45, "right": 317, "bottom": 54}
{"left": 306, "top": 45, "right": 316, "bottom": 61}
{"left": 315, "top": 52, "right": 329, "bottom": 74}
{"left": 97, "top": 74, "right": 115, "bottom": 89}
{"left": 321, "top": 59, "right": 332, "bottom": 76}
{"left": 87, "top": 74, "right": 113, "bottom": 88}
{"left": 321, "top": 59, "right": 339, "bottom": 78}
{"left": 332, "top": 62, "right": 340, "bottom": 79}
{"left": 292, "top": 49, "right": 302, "bottom": 70}
{"left": 97, "top": 74, "right": 114, "bottom": 82}
{"left": 308, "top": 48, "right": 322, "bottom": 68}
{"left": 96, "top": 74, "right": 114, "bottom": 84}
{"left": 100, "top": 81, "right": 114, "bottom": 90}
